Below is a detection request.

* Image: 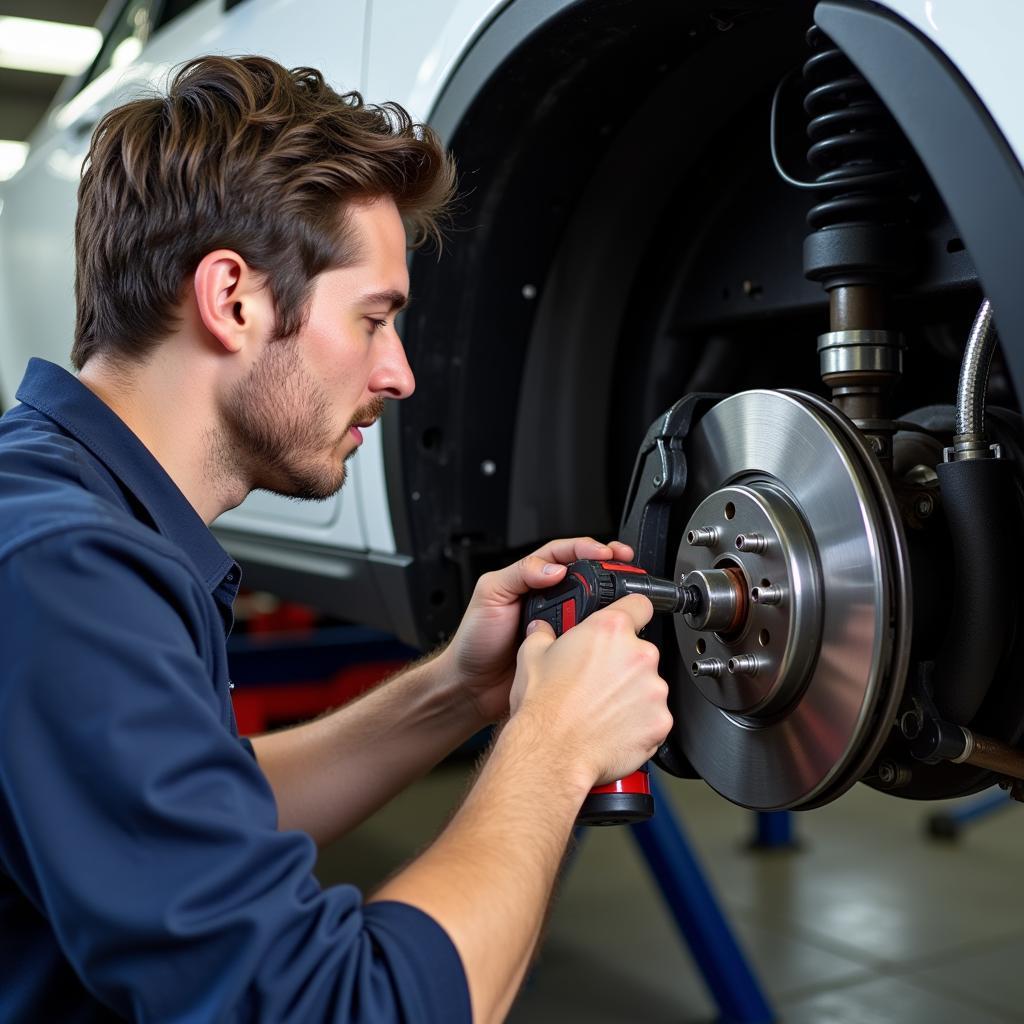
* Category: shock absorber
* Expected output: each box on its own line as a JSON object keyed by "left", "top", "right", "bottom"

{"left": 781, "top": 25, "right": 922, "bottom": 459}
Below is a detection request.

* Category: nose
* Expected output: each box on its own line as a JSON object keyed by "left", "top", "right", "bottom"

{"left": 371, "top": 330, "right": 415, "bottom": 400}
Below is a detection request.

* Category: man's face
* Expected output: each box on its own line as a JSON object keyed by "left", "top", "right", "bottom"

{"left": 220, "top": 197, "right": 414, "bottom": 500}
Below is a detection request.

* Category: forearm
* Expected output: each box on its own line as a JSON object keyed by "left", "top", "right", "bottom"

{"left": 249, "top": 648, "right": 485, "bottom": 846}
{"left": 369, "top": 713, "right": 590, "bottom": 1024}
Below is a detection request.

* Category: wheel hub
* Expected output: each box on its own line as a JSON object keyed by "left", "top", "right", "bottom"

{"left": 678, "top": 481, "right": 822, "bottom": 719}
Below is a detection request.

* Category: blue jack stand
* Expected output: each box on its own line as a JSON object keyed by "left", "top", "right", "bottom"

{"left": 926, "top": 788, "right": 1015, "bottom": 840}
{"left": 628, "top": 773, "right": 775, "bottom": 1023}
{"left": 750, "top": 811, "right": 798, "bottom": 850}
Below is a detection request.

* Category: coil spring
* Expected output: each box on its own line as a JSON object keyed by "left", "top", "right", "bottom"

{"left": 802, "top": 25, "right": 914, "bottom": 231}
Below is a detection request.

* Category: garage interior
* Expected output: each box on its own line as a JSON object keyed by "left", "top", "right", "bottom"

{"left": 322, "top": 759, "right": 1021, "bottom": 1023}
{"left": 2, "top": 1, "right": 1022, "bottom": 1022}
{"left": 0, "top": 1, "right": 107, "bottom": 181}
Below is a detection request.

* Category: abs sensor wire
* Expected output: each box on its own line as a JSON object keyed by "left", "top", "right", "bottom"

{"left": 768, "top": 70, "right": 910, "bottom": 194}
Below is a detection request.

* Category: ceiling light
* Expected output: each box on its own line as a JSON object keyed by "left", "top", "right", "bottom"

{"left": 0, "top": 141, "right": 29, "bottom": 183}
{"left": 110, "top": 36, "right": 143, "bottom": 70}
{"left": 0, "top": 16, "right": 101, "bottom": 77}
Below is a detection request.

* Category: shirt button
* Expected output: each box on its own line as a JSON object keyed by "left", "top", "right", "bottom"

{"left": 226, "top": 573, "right": 234, "bottom": 582}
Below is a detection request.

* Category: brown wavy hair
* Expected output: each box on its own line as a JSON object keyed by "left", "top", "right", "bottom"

{"left": 72, "top": 55, "right": 455, "bottom": 369}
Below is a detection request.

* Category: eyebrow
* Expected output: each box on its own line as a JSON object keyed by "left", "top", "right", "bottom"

{"left": 359, "top": 290, "right": 409, "bottom": 314}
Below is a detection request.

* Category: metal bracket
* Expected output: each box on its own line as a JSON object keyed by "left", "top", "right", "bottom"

{"left": 900, "top": 664, "right": 967, "bottom": 764}
{"left": 619, "top": 393, "right": 726, "bottom": 572}
{"left": 618, "top": 393, "right": 725, "bottom": 777}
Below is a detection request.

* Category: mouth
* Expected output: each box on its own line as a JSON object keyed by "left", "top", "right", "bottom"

{"left": 347, "top": 419, "right": 377, "bottom": 445}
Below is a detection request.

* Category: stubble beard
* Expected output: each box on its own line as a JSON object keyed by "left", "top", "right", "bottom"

{"left": 218, "top": 338, "right": 383, "bottom": 502}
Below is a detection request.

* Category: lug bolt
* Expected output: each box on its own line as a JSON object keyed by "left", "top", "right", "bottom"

{"left": 750, "top": 584, "right": 782, "bottom": 606}
{"left": 692, "top": 658, "right": 725, "bottom": 678}
{"left": 687, "top": 526, "right": 720, "bottom": 547}
{"left": 735, "top": 533, "right": 767, "bottom": 553}
{"left": 914, "top": 494, "right": 934, "bottom": 518}
{"left": 727, "top": 654, "right": 762, "bottom": 676}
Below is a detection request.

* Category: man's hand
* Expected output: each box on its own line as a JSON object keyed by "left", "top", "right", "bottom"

{"left": 512, "top": 593, "right": 670, "bottom": 787}
{"left": 372, "top": 569, "right": 671, "bottom": 1024}
{"left": 441, "top": 536, "right": 634, "bottom": 726}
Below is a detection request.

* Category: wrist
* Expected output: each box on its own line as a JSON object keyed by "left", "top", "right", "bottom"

{"left": 425, "top": 645, "right": 491, "bottom": 734}
{"left": 433, "top": 644, "right": 501, "bottom": 732}
{"left": 499, "top": 706, "right": 596, "bottom": 802}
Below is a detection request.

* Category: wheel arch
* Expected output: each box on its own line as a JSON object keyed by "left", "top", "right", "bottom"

{"left": 388, "top": 0, "right": 817, "bottom": 644}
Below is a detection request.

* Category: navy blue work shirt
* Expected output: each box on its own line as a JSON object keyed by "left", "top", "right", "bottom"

{"left": 0, "top": 359, "right": 470, "bottom": 1023}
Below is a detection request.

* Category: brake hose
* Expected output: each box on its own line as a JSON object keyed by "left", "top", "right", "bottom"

{"left": 951, "top": 298, "right": 997, "bottom": 460}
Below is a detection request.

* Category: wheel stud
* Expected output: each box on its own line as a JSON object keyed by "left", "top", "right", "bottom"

{"left": 692, "top": 657, "right": 725, "bottom": 678}
{"left": 750, "top": 584, "right": 783, "bottom": 606}
{"left": 727, "top": 654, "right": 763, "bottom": 676}
{"left": 735, "top": 532, "right": 768, "bottom": 553}
{"left": 687, "top": 526, "right": 720, "bottom": 547}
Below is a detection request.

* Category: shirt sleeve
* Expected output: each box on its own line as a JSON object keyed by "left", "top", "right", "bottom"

{"left": 0, "top": 527, "right": 471, "bottom": 1024}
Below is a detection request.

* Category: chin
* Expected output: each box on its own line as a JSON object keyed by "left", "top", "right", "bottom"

{"left": 259, "top": 459, "right": 348, "bottom": 503}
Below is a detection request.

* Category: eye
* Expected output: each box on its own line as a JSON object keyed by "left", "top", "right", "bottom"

{"left": 366, "top": 317, "right": 389, "bottom": 332}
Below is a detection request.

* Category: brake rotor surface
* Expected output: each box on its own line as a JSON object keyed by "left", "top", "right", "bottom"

{"left": 669, "top": 390, "right": 907, "bottom": 810}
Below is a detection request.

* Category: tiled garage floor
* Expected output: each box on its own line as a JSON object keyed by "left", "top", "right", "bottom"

{"left": 317, "top": 762, "right": 1023, "bottom": 1023}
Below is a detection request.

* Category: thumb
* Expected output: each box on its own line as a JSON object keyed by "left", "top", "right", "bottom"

{"left": 519, "top": 617, "right": 556, "bottom": 661}
{"left": 479, "top": 556, "right": 567, "bottom": 605}
{"left": 525, "top": 617, "right": 556, "bottom": 639}
{"left": 512, "top": 620, "right": 556, "bottom": 716}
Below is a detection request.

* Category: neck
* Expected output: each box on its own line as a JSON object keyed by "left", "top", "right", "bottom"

{"left": 78, "top": 346, "right": 249, "bottom": 524}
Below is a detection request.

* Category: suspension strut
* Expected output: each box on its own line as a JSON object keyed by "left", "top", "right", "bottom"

{"left": 777, "top": 25, "right": 922, "bottom": 459}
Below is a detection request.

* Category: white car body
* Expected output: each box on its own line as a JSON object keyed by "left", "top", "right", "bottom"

{"left": 1, "top": 0, "right": 1022, "bottom": 646}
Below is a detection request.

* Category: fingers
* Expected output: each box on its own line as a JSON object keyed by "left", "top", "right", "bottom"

{"left": 473, "top": 538, "right": 636, "bottom": 606}
{"left": 520, "top": 592, "right": 653, "bottom": 642}
{"left": 529, "top": 536, "right": 635, "bottom": 566}
{"left": 512, "top": 590, "right": 667, "bottom": 786}
{"left": 476, "top": 554, "right": 567, "bottom": 604}
{"left": 593, "top": 593, "right": 654, "bottom": 634}
{"left": 605, "top": 540, "right": 634, "bottom": 563}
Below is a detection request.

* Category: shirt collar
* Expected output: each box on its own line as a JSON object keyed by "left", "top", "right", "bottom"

{"left": 16, "top": 358, "right": 240, "bottom": 597}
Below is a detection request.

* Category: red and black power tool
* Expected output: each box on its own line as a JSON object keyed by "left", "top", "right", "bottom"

{"left": 521, "top": 560, "right": 700, "bottom": 826}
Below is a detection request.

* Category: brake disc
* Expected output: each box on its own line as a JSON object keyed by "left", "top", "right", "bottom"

{"left": 663, "top": 389, "right": 912, "bottom": 810}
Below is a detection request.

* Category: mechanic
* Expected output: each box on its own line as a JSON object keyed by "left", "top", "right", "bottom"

{"left": 0, "top": 56, "right": 671, "bottom": 1023}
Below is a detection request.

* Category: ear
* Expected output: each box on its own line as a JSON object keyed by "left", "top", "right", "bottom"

{"left": 192, "top": 250, "right": 272, "bottom": 354}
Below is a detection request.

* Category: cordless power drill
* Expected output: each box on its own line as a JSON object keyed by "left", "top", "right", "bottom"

{"left": 521, "top": 560, "right": 700, "bottom": 825}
